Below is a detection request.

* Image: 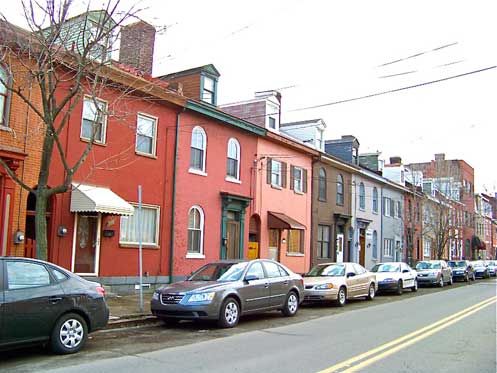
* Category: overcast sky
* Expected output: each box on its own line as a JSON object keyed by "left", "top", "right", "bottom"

{"left": 2, "top": 0, "right": 496, "bottom": 193}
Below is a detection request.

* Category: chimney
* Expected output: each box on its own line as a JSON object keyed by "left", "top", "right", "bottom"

{"left": 119, "top": 21, "right": 156, "bottom": 76}
{"left": 434, "top": 153, "right": 445, "bottom": 162}
{"left": 389, "top": 156, "right": 402, "bottom": 165}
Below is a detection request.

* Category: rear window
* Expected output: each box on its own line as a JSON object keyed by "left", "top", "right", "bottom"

{"left": 7, "top": 261, "right": 51, "bottom": 290}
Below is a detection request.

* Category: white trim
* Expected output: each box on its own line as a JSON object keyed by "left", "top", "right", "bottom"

{"left": 293, "top": 166, "right": 303, "bottom": 193}
{"left": 226, "top": 137, "right": 240, "bottom": 181}
{"left": 189, "top": 168, "right": 208, "bottom": 177}
{"left": 186, "top": 253, "right": 206, "bottom": 259}
{"left": 80, "top": 95, "right": 108, "bottom": 145}
{"left": 190, "top": 126, "right": 207, "bottom": 173}
{"left": 187, "top": 205, "right": 204, "bottom": 256}
{"left": 119, "top": 203, "right": 160, "bottom": 246}
{"left": 135, "top": 112, "right": 158, "bottom": 157}
{"left": 225, "top": 176, "right": 242, "bottom": 184}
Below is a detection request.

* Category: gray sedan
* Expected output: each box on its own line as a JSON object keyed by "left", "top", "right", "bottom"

{"left": 416, "top": 260, "right": 453, "bottom": 287}
{"left": 151, "top": 259, "right": 304, "bottom": 328}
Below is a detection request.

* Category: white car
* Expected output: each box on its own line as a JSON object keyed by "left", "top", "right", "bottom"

{"left": 486, "top": 260, "right": 497, "bottom": 277}
{"left": 370, "top": 262, "right": 418, "bottom": 294}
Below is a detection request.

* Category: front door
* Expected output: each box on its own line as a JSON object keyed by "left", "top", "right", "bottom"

{"left": 336, "top": 233, "right": 344, "bottom": 263}
{"left": 73, "top": 214, "right": 101, "bottom": 275}
{"left": 226, "top": 220, "right": 240, "bottom": 259}
{"left": 268, "top": 229, "right": 280, "bottom": 261}
{"left": 359, "top": 230, "right": 366, "bottom": 266}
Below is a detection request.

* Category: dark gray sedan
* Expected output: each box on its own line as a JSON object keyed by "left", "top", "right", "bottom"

{"left": 0, "top": 257, "right": 109, "bottom": 354}
{"left": 151, "top": 259, "right": 304, "bottom": 328}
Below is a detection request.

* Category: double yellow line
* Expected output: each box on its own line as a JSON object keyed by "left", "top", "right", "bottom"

{"left": 318, "top": 296, "right": 497, "bottom": 373}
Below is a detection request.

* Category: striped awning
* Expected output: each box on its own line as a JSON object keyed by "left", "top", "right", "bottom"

{"left": 70, "top": 184, "right": 134, "bottom": 216}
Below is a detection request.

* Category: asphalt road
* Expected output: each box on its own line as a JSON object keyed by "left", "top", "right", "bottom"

{"left": 1, "top": 279, "right": 496, "bottom": 372}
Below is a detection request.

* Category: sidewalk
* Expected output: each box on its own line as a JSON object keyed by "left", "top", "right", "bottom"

{"left": 104, "top": 293, "right": 158, "bottom": 329}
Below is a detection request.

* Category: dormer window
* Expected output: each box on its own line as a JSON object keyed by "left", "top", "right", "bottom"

{"left": 268, "top": 117, "right": 276, "bottom": 129}
{"left": 202, "top": 76, "right": 216, "bottom": 105}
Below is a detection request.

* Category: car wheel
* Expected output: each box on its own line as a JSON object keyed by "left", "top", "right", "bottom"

{"left": 438, "top": 276, "right": 444, "bottom": 287}
{"left": 411, "top": 279, "right": 418, "bottom": 292}
{"left": 281, "top": 291, "right": 299, "bottom": 317}
{"left": 50, "top": 313, "right": 88, "bottom": 354}
{"left": 366, "top": 283, "right": 375, "bottom": 300}
{"left": 336, "top": 287, "right": 347, "bottom": 307}
{"left": 218, "top": 297, "right": 240, "bottom": 328}
{"left": 448, "top": 276, "right": 453, "bottom": 285}
{"left": 396, "top": 280, "right": 403, "bottom": 295}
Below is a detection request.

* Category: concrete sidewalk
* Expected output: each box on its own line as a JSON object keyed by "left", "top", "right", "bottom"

{"left": 104, "top": 293, "right": 158, "bottom": 329}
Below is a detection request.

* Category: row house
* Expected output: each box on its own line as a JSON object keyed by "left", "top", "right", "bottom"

{"left": 474, "top": 193, "right": 494, "bottom": 259}
{"left": 481, "top": 193, "right": 497, "bottom": 259}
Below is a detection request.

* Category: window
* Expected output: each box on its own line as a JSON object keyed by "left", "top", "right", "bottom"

{"left": 383, "top": 238, "right": 394, "bottom": 257}
{"left": 372, "top": 187, "right": 378, "bottom": 213}
{"left": 136, "top": 114, "right": 157, "bottom": 156}
{"left": 0, "top": 65, "right": 11, "bottom": 127}
{"left": 292, "top": 166, "right": 303, "bottom": 192}
{"left": 318, "top": 168, "right": 327, "bottom": 201}
{"left": 202, "top": 76, "right": 216, "bottom": 104}
{"left": 190, "top": 126, "right": 207, "bottom": 172}
{"left": 359, "top": 182, "right": 365, "bottom": 210}
{"left": 268, "top": 117, "right": 276, "bottom": 129}
{"left": 423, "top": 239, "right": 431, "bottom": 258}
{"left": 271, "top": 160, "right": 282, "bottom": 187}
{"left": 317, "top": 225, "right": 331, "bottom": 258}
{"left": 7, "top": 261, "right": 51, "bottom": 289}
{"left": 119, "top": 205, "right": 160, "bottom": 246}
{"left": 287, "top": 229, "right": 303, "bottom": 254}
{"left": 81, "top": 96, "right": 107, "bottom": 143}
{"left": 397, "top": 201, "right": 402, "bottom": 218}
{"left": 408, "top": 200, "right": 412, "bottom": 222}
{"left": 372, "top": 230, "right": 378, "bottom": 259}
{"left": 246, "top": 262, "right": 265, "bottom": 279}
{"left": 384, "top": 197, "right": 394, "bottom": 217}
{"left": 226, "top": 138, "right": 240, "bottom": 180}
{"left": 187, "top": 206, "right": 204, "bottom": 255}
{"left": 336, "top": 174, "right": 344, "bottom": 205}
{"left": 264, "top": 261, "right": 285, "bottom": 278}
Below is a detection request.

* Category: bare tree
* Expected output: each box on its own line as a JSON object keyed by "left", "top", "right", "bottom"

{"left": 0, "top": 0, "right": 142, "bottom": 260}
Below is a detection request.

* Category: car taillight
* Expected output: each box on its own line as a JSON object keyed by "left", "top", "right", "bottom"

{"left": 96, "top": 286, "right": 106, "bottom": 295}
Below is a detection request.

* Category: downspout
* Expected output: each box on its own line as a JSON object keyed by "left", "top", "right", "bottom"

{"left": 169, "top": 108, "right": 184, "bottom": 283}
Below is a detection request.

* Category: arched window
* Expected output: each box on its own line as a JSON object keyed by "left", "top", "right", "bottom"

{"left": 0, "top": 64, "right": 12, "bottom": 127}
{"left": 359, "top": 182, "right": 365, "bottom": 210}
{"left": 372, "top": 187, "right": 378, "bottom": 213}
{"left": 190, "top": 126, "right": 207, "bottom": 172}
{"left": 372, "top": 230, "right": 378, "bottom": 259}
{"left": 187, "top": 206, "right": 204, "bottom": 255}
{"left": 226, "top": 138, "right": 240, "bottom": 180}
{"left": 318, "top": 168, "right": 327, "bottom": 201}
{"left": 336, "top": 174, "right": 344, "bottom": 205}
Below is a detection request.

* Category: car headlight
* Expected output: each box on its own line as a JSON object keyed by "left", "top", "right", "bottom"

{"left": 187, "top": 292, "right": 216, "bottom": 303}
{"left": 315, "top": 283, "right": 334, "bottom": 290}
{"left": 152, "top": 291, "right": 160, "bottom": 301}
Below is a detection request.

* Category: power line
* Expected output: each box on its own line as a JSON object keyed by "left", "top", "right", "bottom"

{"left": 377, "top": 42, "right": 459, "bottom": 68}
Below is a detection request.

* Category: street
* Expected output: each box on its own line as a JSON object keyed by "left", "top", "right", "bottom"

{"left": 1, "top": 279, "right": 495, "bottom": 372}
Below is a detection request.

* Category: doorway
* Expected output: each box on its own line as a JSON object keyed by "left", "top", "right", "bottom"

{"left": 226, "top": 213, "right": 240, "bottom": 259}
{"left": 72, "top": 213, "right": 101, "bottom": 275}
{"left": 268, "top": 229, "right": 280, "bottom": 261}
{"left": 336, "top": 233, "right": 344, "bottom": 262}
{"left": 359, "top": 229, "right": 366, "bottom": 266}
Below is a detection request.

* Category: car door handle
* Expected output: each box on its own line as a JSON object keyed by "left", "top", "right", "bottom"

{"left": 264, "top": 283, "right": 269, "bottom": 288}
{"left": 49, "top": 296, "right": 63, "bottom": 304}
{"left": 283, "top": 280, "right": 289, "bottom": 285}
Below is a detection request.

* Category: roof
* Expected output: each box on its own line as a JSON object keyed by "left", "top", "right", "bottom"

{"left": 280, "top": 118, "right": 324, "bottom": 127}
{"left": 70, "top": 183, "right": 134, "bottom": 215}
{"left": 159, "top": 64, "right": 220, "bottom": 80}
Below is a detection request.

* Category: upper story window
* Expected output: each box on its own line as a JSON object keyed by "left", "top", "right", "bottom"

{"left": 372, "top": 187, "right": 378, "bottom": 213}
{"left": 359, "top": 182, "right": 366, "bottom": 210}
{"left": 336, "top": 174, "right": 344, "bottom": 205}
{"left": 318, "top": 168, "right": 327, "bottom": 201}
{"left": 352, "top": 147, "right": 358, "bottom": 165}
{"left": 397, "top": 201, "right": 402, "bottom": 218}
{"left": 201, "top": 76, "right": 216, "bottom": 105}
{"left": 188, "top": 206, "right": 204, "bottom": 255}
{"left": 226, "top": 138, "right": 240, "bottom": 180}
{"left": 271, "top": 159, "right": 282, "bottom": 187}
{"left": 408, "top": 200, "right": 412, "bottom": 222}
{"left": 190, "top": 126, "right": 207, "bottom": 173}
{"left": 81, "top": 96, "right": 107, "bottom": 144}
{"left": 291, "top": 166, "right": 305, "bottom": 193}
{"left": 0, "top": 65, "right": 11, "bottom": 127}
{"left": 384, "top": 197, "right": 392, "bottom": 217}
{"left": 268, "top": 117, "right": 276, "bottom": 129}
{"left": 136, "top": 113, "right": 158, "bottom": 156}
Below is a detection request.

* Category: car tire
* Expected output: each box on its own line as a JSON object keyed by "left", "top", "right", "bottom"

{"left": 366, "top": 283, "right": 375, "bottom": 300}
{"left": 218, "top": 297, "right": 240, "bottom": 328}
{"left": 336, "top": 287, "right": 347, "bottom": 307}
{"left": 411, "top": 279, "right": 418, "bottom": 292}
{"left": 438, "top": 276, "right": 444, "bottom": 287}
{"left": 396, "top": 280, "right": 403, "bottom": 295}
{"left": 50, "top": 313, "right": 88, "bottom": 354}
{"left": 281, "top": 291, "right": 299, "bottom": 317}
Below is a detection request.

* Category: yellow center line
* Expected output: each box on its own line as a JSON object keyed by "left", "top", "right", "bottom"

{"left": 318, "top": 296, "right": 497, "bottom": 373}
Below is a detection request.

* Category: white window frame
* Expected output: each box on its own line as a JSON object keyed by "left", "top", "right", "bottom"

{"left": 271, "top": 160, "right": 282, "bottom": 187}
{"left": 359, "top": 182, "right": 366, "bottom": 210}
{"left": 384, "top": 197, "right": 392, "bottom": 217}
{"left": 119, "top": 204, "right": 160, "bottom": 247}
{"left": 135, "top": 113, "right": 158, "bottom": 157}
{"left": 190, "top": 126, "right": 207, "bottom": 175}
{"left": 202, "top": 76, "right": 215, "bottom": 104}
{"left": 372, "top": 187, "right": 378, "bottom": 213}
{"left": 293, "top": 166, "right": 303, "bottom": 193}
{"left": 226, "top": 138, "right": 241, "bottom": 182}
{"left": 383, "top": 238, "right": 393, "bottom": 257}
{"left": 187, "top": 205, "right": 205, "bottom": 258}
{"left": 80, "top": 95, "right": 107, "bottom": 144}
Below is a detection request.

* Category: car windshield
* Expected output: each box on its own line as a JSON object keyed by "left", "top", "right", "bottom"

{"left": 306, "top": 264, "right": 345, "bottom": 277}
{"left": 487, "top": 261, "right": 495, "bottom": 266}
{"left": 448, "top": 261, "right": 466, "bottom": 268}
{"left": 416, "top": 262, "right": 440, "bottom": 270}
{"left": 371, "top": 264, "right": 400, "bottom": 273}
{"left": 188, "top": 262, "right": 248, "bottom": 282}
{"left": 472, "top": 261, "right": 484, "bottom": 267}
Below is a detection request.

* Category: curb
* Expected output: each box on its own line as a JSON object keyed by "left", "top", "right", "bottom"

{"left": 105, "top": 315, "right": 160, "bottom": 330}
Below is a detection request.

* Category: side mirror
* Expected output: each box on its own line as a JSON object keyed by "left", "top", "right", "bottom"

{"left": 346, "top": 272, "right": 356, "bottom": 278}
{"left": 245, "top": 274, "right": 259, "bottom": 282}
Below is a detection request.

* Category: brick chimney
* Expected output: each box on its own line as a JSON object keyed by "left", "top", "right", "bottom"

{"left": 389, "top": 156, "right": 402, "bottom": 165}
{"left": 119, "top": 21, "right": 156, "bottom": 76}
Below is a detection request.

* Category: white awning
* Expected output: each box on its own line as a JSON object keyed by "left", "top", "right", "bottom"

{"left": 70, "top": 184, "right": 134, "bottom": 216}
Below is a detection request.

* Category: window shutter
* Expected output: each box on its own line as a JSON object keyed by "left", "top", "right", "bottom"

{"left": 266, "top": 158, "right": 272, "bottom": 184}
{"left": 303, "top": 168, "right": 308, "bottom": 193}
{"left": 290, "top": 165, "right": 295, "bottom": 190}
{"left": 281, "top": 162, "right": 287, "bottom": 188}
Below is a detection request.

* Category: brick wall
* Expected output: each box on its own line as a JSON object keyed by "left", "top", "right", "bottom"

{"left": 119, "top": 21, "right": 156, "bottom": 76}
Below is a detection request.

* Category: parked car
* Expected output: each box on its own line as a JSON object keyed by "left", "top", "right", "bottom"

{"left": 302, "top": 262, "right": 376, "bottom": 306}
{"left": 0, "top": 257, "right": 109, "bottom": 354}
{"left": 370, "top": 262, "right": 417, "bottom": 294}
{"left": 486, "top": 260, "right": 497, "bottom": 277}
{"left": 471, "top": 260, "right": 490, "bottom": 279}
{"left": 151, "top": 259, "right": 304, "bottom": 328}
{"left": 415, "top": 260, "right": 452, "bottom": 287}
{"left": 447, "top": 260, "right": 475, "bottom": 282}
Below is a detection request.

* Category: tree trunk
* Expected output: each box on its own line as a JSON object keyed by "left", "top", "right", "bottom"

{"left": 35, "top": 189, "right": 48, "bottom": 261}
